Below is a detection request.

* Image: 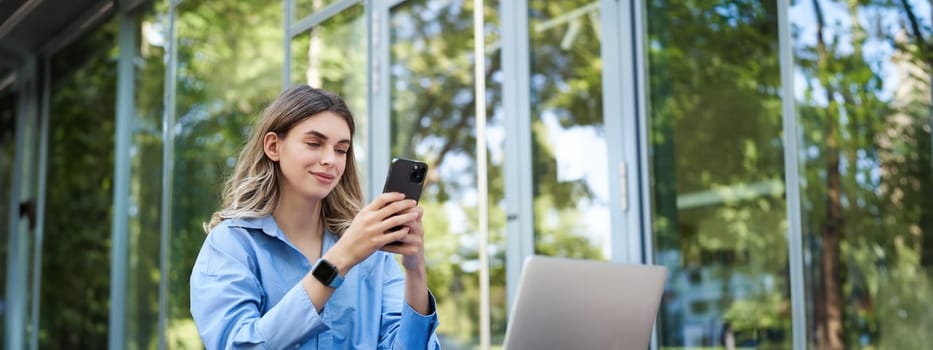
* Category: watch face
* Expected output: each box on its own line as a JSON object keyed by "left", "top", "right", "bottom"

{"left": 313, "top": 259, "right": 338, "bottom": 284}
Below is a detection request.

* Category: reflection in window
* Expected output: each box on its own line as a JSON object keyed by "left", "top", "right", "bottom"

{"left": 43, "top": 18, "right": 118, "bottom": 349}
{"left": 292, "top": 4, "right": 368, "bottom": 194}
{"left": 791, "top": 0, "right": 933, "bottom": 348}
{"left": 125, "top": 5, "right": 168, "bottom": 349}
{"left": 0, "top": 83, "right": 15, "bottom": 344}
{"left": 390, "top": 0, "right": 506, "bottom": 347}
{"left": 646, "top": 1, "right": 791, "bottom": 348}
{"left": 294, "top": 0, "right": 338, "bottom": 22}
{"left": 170, "top": 1, "right": 283, "bottom": 348}
{"left": 528, "top": 1, "right": 608, "bottom": 260}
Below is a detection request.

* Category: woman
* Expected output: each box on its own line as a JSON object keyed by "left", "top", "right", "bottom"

{"left": 190, "top": 85, "right": 440, "bottom": 349}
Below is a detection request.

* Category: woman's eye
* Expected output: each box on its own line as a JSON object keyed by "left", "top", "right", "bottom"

{"left": 336, "top": 149, "right": 349, "bottom": 155}
{"left": 306, "top": 142, "right": 321, "bottom": 148}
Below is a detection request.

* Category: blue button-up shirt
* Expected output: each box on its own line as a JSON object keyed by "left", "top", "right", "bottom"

{"left": 190, "top": 215, "right": 441, "bottom": 349}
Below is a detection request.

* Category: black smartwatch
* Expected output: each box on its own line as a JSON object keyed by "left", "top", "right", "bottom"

{"left": 311, "top": 258, "right": 344, "bottom": 288}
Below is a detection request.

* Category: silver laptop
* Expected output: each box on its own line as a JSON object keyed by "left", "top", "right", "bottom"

{"left": 503, "top": 256, "right": 667, "bottom": 350}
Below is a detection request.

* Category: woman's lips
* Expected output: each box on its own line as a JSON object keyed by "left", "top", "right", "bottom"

{"left": 312, "top": 172, "right": 335, "bottom": 184}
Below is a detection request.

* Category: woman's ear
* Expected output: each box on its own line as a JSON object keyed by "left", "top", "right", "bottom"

{"left": 263, "top": 132, "right": 281, "bottom": 161}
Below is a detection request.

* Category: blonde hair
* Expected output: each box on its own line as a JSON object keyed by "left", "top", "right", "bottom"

{"left": 205, "top": 85, "right": 363, "bottom": 234}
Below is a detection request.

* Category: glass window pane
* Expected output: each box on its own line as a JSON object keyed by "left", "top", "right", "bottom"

{"left": 528, "top": 1, "right": 609, "bottom": 260}
{"left": 170, "top": 1, "right": 283, "bottom": 348}
{"left": 483, "top": 0, "right": 506, "bottom": 344}
{"left": 0, "top": 81, "right": 15, "bottom": 343}
{"left": 790, "top": 0, "right": 933, "bottom": 348}
{"left": 390, "top": 0, "right": 506, "bottom": 347}
{"left": 645, "top": 1, "right": 791, "bottom": 348}
{"left": 125, "top": 4, "right": 168, "bottom": 350}
{"left": 294, "top": 0, "right": 338, "bottom": 22}
{"left": 43, "top": 18, "right": 118, "bottom": 349}
{"left": 291, "top": 4, "right": 368, "bottom": 194}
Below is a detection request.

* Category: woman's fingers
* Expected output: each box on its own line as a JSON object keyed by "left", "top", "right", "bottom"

{"left": 365, "top": 192, "right": 406, "bottom": 212}
{"left": 378, "top": 226, "right": 409, "bottom": 246}
{"left": 377, "top": 211, "right": 419, "bottom": 232}
{"left": 375, "top": 198, "right": 417, "bottom": 219}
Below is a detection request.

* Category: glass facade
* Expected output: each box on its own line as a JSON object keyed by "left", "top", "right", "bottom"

{"left": 529, "top": 1, "right": 609, "bottom": 260}
{"left": 290, "top": 3, "right": 368, "bottom": 194}
{"left": 126, "top": 7, "right": 168, "bottom": 349}
{"left": 645, "top": 1, "right": 792, "bottom": 348}
{"left": 169, "top": 1, "right": 283, "bottom": 348}
{"left": 791, "top": 0, "right": 933, "bottom": 348}
{"left": 2, "top": 0, "right": 931, "bottom": 349}
{"left": 0, "top": 81, "right": 15, "bottom": 345}
{"left": 388, "top": 1, "right": 485, "bottom": 346}
{"left": 41, "top": 18, "right": 118, "bottom": 349}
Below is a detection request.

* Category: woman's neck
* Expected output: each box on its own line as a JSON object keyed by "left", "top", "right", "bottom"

{"left": 272, "top": 190, "right": 324, "bottom": 245}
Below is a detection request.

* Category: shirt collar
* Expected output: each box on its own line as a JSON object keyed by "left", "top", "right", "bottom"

{"left": 227, "top": 215, "right": 337, "bottom": 248}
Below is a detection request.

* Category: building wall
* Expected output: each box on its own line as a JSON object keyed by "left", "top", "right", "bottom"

{"left": 3, "top": 0, "right": 933, "bottom": 349}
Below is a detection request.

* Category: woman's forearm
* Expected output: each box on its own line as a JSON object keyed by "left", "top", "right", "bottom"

{"left": 404, "top": 265, "right": 431, "bottom": 315}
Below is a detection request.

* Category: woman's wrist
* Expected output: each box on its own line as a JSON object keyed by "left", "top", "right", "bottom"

{"left": 401, "top": 254, "right": 426, "bottom": 273}
{"left": 322, "top": 248, "right": 354, "bottom": 277}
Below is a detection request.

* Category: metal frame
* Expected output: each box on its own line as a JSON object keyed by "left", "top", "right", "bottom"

{"left": 778, "top": 0, "right": 807, "bottom": 348}
{"left": 27, "top": 56, "right": 50, "bottom": 350}
{"left": 157, "top": 1, "right": 179, "bottom": 349}
{"left": 107, "top": 4, "right": 140, "bottom": 348}
{"left": 5, "top": 54, "right": 38, "bottom": 350}
{"left": 500, "top": 0, "right": 534, "bottom": 311}
{"left": 471, "top": 1, "right": 490, "bottom": 347}
{"left": 39, "top": 1, "right": 116, "bottom": 56}
{"left": 290, "top": 0, "right": 361, "bottom": 38}
{"left": 601, "top": 0, "right": 645, "bottom": 265}
{"left": 284, "top": 0, "right": 294, "bottom": 88}
{"left": 631, "top": 0, "right": 660, "bottom": 347}
{"left": 369, "top": 0, "right": 391, "bottom": 200}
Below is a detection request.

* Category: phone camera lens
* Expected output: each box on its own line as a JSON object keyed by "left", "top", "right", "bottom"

{"left": 409, "top": 164, "right": 426, "bottom": 183}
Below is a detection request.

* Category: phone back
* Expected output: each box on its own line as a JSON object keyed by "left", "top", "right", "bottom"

{"left": 382, "top": 158, "right": 428, "bottom": 202}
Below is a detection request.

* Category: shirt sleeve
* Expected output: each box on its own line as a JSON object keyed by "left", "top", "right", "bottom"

{"left": 190, "top": 229, "right": 329, "bottom": 349}
{"left": 376, "top": 254, "right": 441, "bottom": 350}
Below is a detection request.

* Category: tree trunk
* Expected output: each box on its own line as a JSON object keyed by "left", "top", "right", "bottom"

{"left": 812, "top": 0, "right": 845, "bottom": 348}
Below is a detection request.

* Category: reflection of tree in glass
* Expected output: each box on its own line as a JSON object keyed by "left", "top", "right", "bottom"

{"left": 42, "top": 19, "right": 118, "bottom": 350}
{"left": 390, "top": 0, "right": 606, "bottom": 347}
{"left": 794, "top": 0, "right": 933, "bottom": 348}
{"left": 528, "top": 1, "right": 607, "bottom": 259}
{"left": 646, "top": 0, "right": 791, "bottom": 347}
{"left": 390, "top": 1, "right": 494, "bottom": 346}
{"left": 169, "top": 0, "right": 284, "bottom": 348}
{"left": 124, "top": 7, "right": 169, "bottom": 349}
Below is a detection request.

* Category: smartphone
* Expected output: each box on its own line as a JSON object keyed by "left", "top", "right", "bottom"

{"left": 382, "top": 158, "right": 428, "bottom": 202}
{"left": 381, "top": 158, "right": 428, "bottom": 240}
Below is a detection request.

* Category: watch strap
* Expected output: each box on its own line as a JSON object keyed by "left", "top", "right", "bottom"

{"left": 312, "top": 258, "right": 344, "bottom": 288}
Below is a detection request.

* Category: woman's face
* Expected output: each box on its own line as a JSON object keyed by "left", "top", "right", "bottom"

{"left": 268, "top": 111, "right": 351, "bottom": 202}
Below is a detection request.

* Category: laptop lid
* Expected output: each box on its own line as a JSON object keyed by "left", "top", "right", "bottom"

{"left": 503, "top": 256, "right": 668, "bottom": 350}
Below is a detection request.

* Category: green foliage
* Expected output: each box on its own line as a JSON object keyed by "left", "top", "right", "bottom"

{"left": 793, "top": 0, "right": 933, "bottom": 347}
{"left": 124, "top": 7, "right": 170, "bottom": 350}
{"left": 646, "top": 0, "right": 791, "bottom": 346}
{"left": 389, "top": 1, "right": 608, "bottom": 347}
{"left": 41, "top": 19, "right": 118, "bottom": 350}
{"left": 0, "top": 89, "right": 15, "bottom": 345}
{"left": 168, "top": 0, "right": 283, "bottom": 348}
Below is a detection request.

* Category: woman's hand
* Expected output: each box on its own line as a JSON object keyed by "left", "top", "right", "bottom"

{"left": 324, "top": 192, "right": 418, "bottom": 272}
{"left": 379, "top": 204, "right": 426, "bottom": 271}
{"left": 378, "top": 198, "right": 432, "bottom": 315}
